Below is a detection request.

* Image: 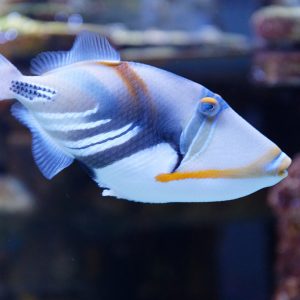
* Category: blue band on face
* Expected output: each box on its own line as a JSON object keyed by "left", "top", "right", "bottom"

{"left": 204, "top": 87, "right": 229, "bottom": 110}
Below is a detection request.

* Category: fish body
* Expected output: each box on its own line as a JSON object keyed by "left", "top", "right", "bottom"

{"left": 0, "top": 32, "right": 291, "bottom": 202}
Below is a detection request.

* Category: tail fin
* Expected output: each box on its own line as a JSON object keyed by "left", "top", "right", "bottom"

{"left": 0, "top": 55, "right": 22, "bottom": 100}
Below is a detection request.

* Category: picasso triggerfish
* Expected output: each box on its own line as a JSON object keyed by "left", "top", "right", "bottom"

{"left": 0, "top": 32, "right": 291, "bottom": 203}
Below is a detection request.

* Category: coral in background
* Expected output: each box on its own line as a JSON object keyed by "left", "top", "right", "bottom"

{"left": 268, "top": 155, "right": 300, "bottom": 300}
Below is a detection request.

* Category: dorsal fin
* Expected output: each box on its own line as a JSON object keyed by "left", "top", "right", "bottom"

{"left": 30, "top": 31, "right": 120, "bottom": 75}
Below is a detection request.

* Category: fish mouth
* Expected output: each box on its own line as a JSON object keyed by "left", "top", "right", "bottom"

{"left": 266, "top": 151, "right": 292, "bottom": 177}
{"left": 156, "top": 147, "right": 292, "bottom": 182}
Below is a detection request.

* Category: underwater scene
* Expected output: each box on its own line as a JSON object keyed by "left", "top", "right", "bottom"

{"left": 0, "top": 0, "right": 299, "bottom": 299}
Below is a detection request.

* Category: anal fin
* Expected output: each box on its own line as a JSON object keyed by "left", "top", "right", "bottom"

{"left": 11, "top": 103, "right": 74, "bottom": 179}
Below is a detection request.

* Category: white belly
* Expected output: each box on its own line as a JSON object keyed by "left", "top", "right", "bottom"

{"left": 93, "top": 143, "right": 280, "bottom": 203}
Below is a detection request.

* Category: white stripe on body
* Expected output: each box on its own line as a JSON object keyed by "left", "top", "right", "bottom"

{"left": 42, "top": 118, "right": 111, "bottom": 131}
{"left": 69, "top": 126, "right": 140, "bottom": 157}
{"left": 62, "top": 123, "right": 134, "bottom": 148}
{"left": 36, "top": 105, "right": 99, "bottom": 120}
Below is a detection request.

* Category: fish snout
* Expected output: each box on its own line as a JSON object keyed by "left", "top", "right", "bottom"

{"left": 266, "top": 150, "right": 292, "bottom": 178}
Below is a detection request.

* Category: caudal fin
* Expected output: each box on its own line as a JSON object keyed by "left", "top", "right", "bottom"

{"left": 0, "top": 54, "right": 22, "bottom": 100}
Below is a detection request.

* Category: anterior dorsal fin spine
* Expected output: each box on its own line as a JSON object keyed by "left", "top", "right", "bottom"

{"left": 30, "top": 31, "right": 120, "bottom": 75}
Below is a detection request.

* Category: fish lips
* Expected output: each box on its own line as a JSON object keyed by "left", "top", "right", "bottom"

{"left": 265, "top": 151, "right": 292, "bottom": 178}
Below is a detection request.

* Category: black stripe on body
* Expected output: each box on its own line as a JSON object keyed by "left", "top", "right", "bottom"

{"left": 47, "top": 68, "right": 142, "bottom": 141}
{"left": 66, "top": 123, "right": 137, "bottom": 151}
{"left": 77, "top": 127, "right": 162, "bottom": 169}
{"left": 75, "top": 62, "right": 183, "bottom": 169}
{"left": 48, "top": 62, "right": 181, "bottom": 169}
{"left": 76, "top": 63, "right": 163, "bottom": 168}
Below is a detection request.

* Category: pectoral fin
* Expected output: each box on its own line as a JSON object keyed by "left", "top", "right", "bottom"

{"left": 11, "top": 103, "right": 74, "bottom": 179}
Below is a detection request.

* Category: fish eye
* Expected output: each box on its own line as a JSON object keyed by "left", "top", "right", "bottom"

{"left": 199, "top": 97, "right": 220, "bottom": 117}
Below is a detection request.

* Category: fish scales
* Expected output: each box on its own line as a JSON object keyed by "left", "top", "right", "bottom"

{"left": 33, "top": 60, "right": 163, "bottom": 168}
{"left": 72, "top": 62, "right": 165, "bottom": 168}
{"left": 0, "top": 31, "right": 291, "bottom": 203}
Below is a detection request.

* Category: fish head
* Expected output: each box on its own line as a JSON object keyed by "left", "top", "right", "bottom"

{"left": 157, "top": 93, "right": 292, "bottom": 201}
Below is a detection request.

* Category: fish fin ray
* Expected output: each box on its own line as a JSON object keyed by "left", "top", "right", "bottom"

{"left": 11, "top": 103, "right": 74, "bottom": 179}
{"left": 31, "top": 31, "right": 120, "bottom": 75}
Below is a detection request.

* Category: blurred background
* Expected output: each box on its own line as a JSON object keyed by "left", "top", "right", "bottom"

{"left": 0, "top": 0, "right": 299, "bottom": 299}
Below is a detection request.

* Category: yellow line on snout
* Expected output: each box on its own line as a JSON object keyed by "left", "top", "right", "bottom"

{"left": 155, "top": 147, "right": 281, "bottom": 182}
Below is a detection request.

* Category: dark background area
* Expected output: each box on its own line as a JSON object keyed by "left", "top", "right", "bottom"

{"left": 0, "top": 0, "right": 298, "bottom": 300}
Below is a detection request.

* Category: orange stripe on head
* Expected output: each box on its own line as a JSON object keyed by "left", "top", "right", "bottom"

{"left": 156, "top": 147, "right": 282, "bottom": 182}
{"left": 156, "top": 169, "right": 243, "bottom": 182}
